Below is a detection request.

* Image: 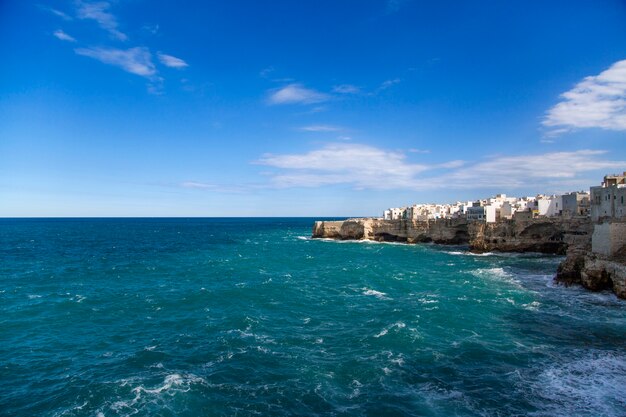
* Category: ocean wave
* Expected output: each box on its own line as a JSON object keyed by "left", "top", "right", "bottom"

{"left": 362, "top": 288, "right": 390, "bottom": 300}
{"left": 103, "top": 373, "right": 208, "bottom": 416}
{"left": 447, "top": 250, "right": 553, "bottom": 258}
{"left": 471, "top": 267, "right": 523, "bottom": 288}
{"left": 528, "top": 351, "right": 626, "bottom": 416}
{"left": 374, "top": 322, "right": 406, "bottom": 338}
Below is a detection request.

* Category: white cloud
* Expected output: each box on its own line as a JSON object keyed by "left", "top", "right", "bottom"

{"left": 40, "top": 6, "right": 72, "bottom": 20}
{"left": 181, "top": 181, "right": 214, "bottom": 189}
{"left": 180, "top": 181, "right": 248, "bottom": 193}
{"left": 443, "top": 150, "right": 624, "bottom": 188}
{"left": 53, "top": 29, "right": 76, "bottom": 42}
{"left": 299, "top": 125, "right": 342, "bottom": 132}
{"left": 256, "top": 143, "right": 429, "bottom": 189}
{"left": 256, "top": 144, "right": 625, "bottom": 191}
{"left": 544, "top": 59, "right": 626, "bottom": 134}
{"left": 379, "top": 78, "right": 401, "bottom": 90}
{"left": 333, "top": 84, "right": 360, "bottom": 94}
{"left": 75, "top": 46, "right": 156, "bottom": 77}
{"left": 259, "top": 66, "right": 275, "bottom": 78}
{"left": 157, "top": 53, "right": 188, "bottom": 68}
{"left": 76, "top": 1, "right": 127, "bottom": 41}
{"left": 267, "top": 84, "right": 330, "bottom": 105}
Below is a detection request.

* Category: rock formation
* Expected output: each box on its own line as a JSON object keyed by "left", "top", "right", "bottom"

{"left": 312, "top": 217, "right": 591, "bottom": 254}
{"left": 556, "top": 222, "right": 626, "bottom": 299}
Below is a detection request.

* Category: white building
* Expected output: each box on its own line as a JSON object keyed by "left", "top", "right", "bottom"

{"left": 536, "top": 195, "right": 562, "bottom": 217}
{"left": 562, "top": 192, "right": 590, "bottom": 217}
{"left": 590, "top": 172, "right": 626, "bottom": 221}
{"left": 466, "top": 203, "right": 497, "bottom": 223}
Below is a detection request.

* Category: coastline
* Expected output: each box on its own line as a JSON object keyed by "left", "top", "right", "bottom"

{"left": 312, "top": 217, "right": 626, "bottom": 299}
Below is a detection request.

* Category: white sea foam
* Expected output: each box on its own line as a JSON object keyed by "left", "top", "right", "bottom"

{"left": 523, "top": 301, "right": 541, "bottom": 311}
{"left": 28, "top": 294, "right": 42, "bottom": 299}
{"left": 447, "top": 250, "right": 495, "bottom": 257}
{"left": 417, "top": 297, "right": 439, "bottom": 305}
{"left": 529, "top": 351, "right": 626, "bottom": 416}
{"left": 471, "top": 267, "right": 522, "bottom": 288}
{"left": 374, "top": 322, "right": 406, "bottom": 338}
{"left": 362, "top": 288, "right": 390, "bottom": 300}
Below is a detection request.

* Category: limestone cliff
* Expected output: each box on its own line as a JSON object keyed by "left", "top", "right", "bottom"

{"left": 467, "top": 217, "right": 592, "bottom": 254}
{"left": 556, "top": 234, "right": 626, "bottom": 299}
{"left": 313, "top": 218, "right": 468, "bottom": 244}
{"left": 312, "top": 217, "right": 590, "bottom": 254}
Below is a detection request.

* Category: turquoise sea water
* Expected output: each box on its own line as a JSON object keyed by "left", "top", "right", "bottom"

{"left": 1, "top": 218, "right": 625, "bottom": 417}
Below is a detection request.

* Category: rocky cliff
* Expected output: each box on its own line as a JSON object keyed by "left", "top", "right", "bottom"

{"left": 312, "top": 217, "right": 591, "bottom": 254}
{"left": 467, "top": 217, "right": 592, "bottom": 254}
{"left": 313, "top": 218, "right": 469, "bottom": 244}
{"left": 556, "top": 235, "right": 626, "bottom": 299}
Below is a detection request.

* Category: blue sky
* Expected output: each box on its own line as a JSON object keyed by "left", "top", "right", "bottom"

{"left": 1, "top": 0, "right": 626, "bottom": 216}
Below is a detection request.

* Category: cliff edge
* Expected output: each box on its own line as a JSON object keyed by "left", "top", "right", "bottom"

{"left": 312, "top": 217, "right": 591, "bottom": 254}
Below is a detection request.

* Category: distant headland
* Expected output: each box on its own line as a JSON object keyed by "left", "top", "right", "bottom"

{"left": 313, "top": 172, "right": 626, "bottom": 299}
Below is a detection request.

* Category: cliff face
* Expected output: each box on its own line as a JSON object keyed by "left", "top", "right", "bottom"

{"left": 556, "top": 230, "right": 626, "bottom": 299}
{"left": 313, "top": 217, "right": 590, "bottom": 254}
{"left": 468, "top": 218, "right": 592, "bottom": 255}
{"left": 313, "top": 218, "right": 468, "bottom": 244}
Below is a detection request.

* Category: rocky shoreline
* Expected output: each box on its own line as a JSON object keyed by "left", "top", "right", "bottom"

{"left": 312, "top": 217, "right": 626, "bottom": 299}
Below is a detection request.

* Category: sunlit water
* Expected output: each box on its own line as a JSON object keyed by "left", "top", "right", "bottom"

{"left": 1, "top": 218, "right": 625, "bottom": 417}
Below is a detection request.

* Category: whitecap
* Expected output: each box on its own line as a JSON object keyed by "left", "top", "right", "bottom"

{"left": 529, "top": 351, "right": 626, "bottom": 416}
{"left": 471, "top": 267, "right": 522, "bottom": 288}
{"left": 374, "top": 322, "right": 406, "bottom": 338}
{"left": 523, "top": 301, "right": 541, "bottom": 311}
{"left": 362, "top": 288, "right": 390, "bottom": 300}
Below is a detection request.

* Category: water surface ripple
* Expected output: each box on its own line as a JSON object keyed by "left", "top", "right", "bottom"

{"left": 1, "top": 218, "right": 625, "bottom": 416}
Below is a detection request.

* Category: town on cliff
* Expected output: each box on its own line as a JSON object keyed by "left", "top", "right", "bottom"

{"left": 313, "top": 172, "right": 626, "bottom": 299}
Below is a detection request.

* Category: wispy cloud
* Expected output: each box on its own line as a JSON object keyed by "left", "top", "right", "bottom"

{"left": 76, "top": 1, "right": 127, "bottom": 41}
{"left": 379, "top": 78, "right": 401, "bottom": 91}
{"left": 53, "top": 29, "right": 76, "bottom": 42}
{"left": 543, "top": 59, "right": 626, "bottom": 135}
{"left": 267, "top": 84, "right": 331, "bottom": 105}
{"left": 75, "top": 46, "right": 156, "bottom": 77}
{"left": 180, "top": 181, "right": 214, "bottom": 189}
{"left": 256, "top": 144, "right": 625, "bottom": 191}
{"left": 260, "top": 66, "right": 275, "bottom": 78}
{"left": 333, "top": 84, "right": 361, "bottom": 94}
{"left": 256, "top": 143, "right": 430, "bottom": 189}
{"left": 299, "top": 125, "right": 343, "bottom": 132}
{"left": 179, "top": 181, "right": 248, "bottom": 193}
{"left": 40, "top": 5, "right": 72, "bottom": 20}
{"left": 157, "top": 52, "right": 188, "bottom": 68}
{"left": 443, "top": 150, "right": 625, "bottom": 189}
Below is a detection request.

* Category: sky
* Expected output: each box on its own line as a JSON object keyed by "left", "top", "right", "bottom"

{"left": 1, "top": 0, "right": 626, "bottom": 217}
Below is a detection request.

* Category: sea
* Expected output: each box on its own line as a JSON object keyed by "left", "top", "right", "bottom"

{"left": 1, "top": 218, "right": 625, "bottom": 417}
